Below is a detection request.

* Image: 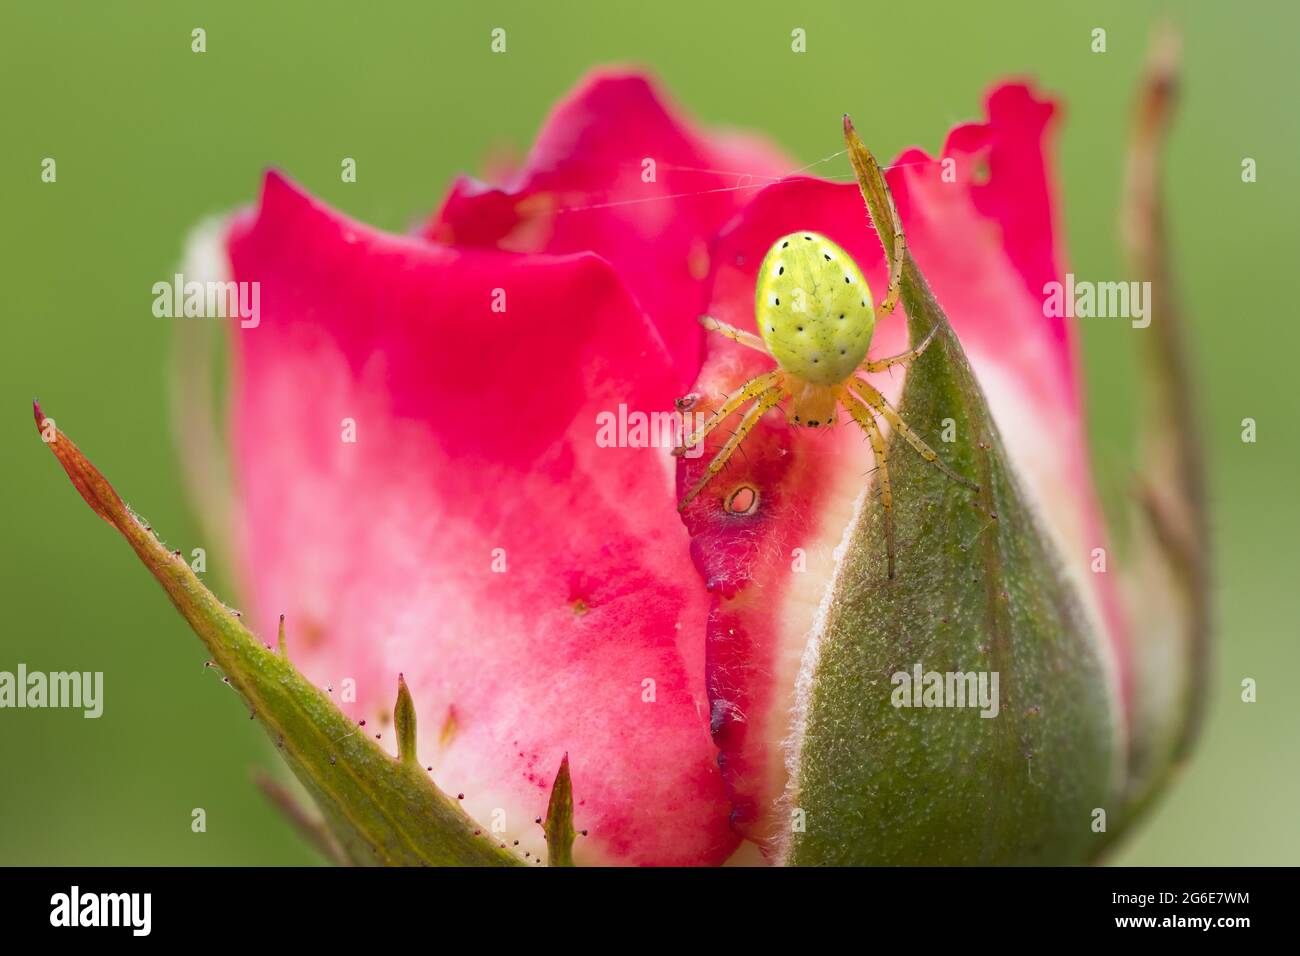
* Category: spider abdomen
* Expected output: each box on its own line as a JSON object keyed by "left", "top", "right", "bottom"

{"left": 754, "top": 231, "right": 876, "bottom": 385}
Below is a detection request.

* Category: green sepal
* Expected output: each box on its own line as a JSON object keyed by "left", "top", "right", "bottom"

{"left": 783, "top": 127, "right": 1121, "bottom": 865}
{"left": 543, "top": 754, "right": 576, "bottom": 867}
{"left": 394, "top": 674, "right": 420, "bottom": 767}
{"left": 33, "top": 404, "right": 522, "bottom": 867}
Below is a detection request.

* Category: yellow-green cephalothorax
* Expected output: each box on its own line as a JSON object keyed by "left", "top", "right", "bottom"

{"left": 754, "top": 232, "right": 876, "bottom": 386}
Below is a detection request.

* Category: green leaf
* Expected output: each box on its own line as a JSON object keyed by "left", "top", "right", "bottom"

{"left": 33, "top": 403, "right": 522, "bottom": 867}
{"left": 782, "top": 128, "right": 1121, "bottom": 865}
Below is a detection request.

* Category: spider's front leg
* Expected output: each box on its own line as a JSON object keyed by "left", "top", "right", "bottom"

{"left": 844, "top": 116, "right": 905, "bottom": 318}
{"left": 673, "top": 369, "right": 782, "bottom": 458}
{"left": 875, "top": 193, "right": 905, "bottom": 318}
{"left": 678, "top": 384, "right": 785, "bottom": 510}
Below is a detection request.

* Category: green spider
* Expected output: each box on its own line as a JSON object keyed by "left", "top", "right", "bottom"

{"left": 675, "top": 230, "right": 979, "bottom": 578}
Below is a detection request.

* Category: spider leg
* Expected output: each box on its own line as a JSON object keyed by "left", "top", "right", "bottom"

{"left": 699, "top": 315, "right": 769, "bottom": 354}
{"left": 678, "top": 385, "right": 785, "bottom": 510}
{"left": 859, "top": 323, "right": 938, "bottom": 373}
{"left": 849, "top": 378, "right": 979, "bottom": 492}
{"left": 843, "top": 119, "right": 905, "bottom": 317}
{"left": 837, "top": 386, "right": 896, "bottom": 578}
{"left": 877, "top": 195, "right": 904, "bottom": 318}
{"left": 673, "top": 369, "right": 782, "bottom": 458}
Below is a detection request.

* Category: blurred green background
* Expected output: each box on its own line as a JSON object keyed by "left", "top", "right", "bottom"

{"left": 1, "top": 0, "right": 1296, "bottom": 865}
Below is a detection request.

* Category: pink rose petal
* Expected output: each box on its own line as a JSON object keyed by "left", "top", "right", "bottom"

{"left": 226, "top": 171, "right": 738, "bottom": 865}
